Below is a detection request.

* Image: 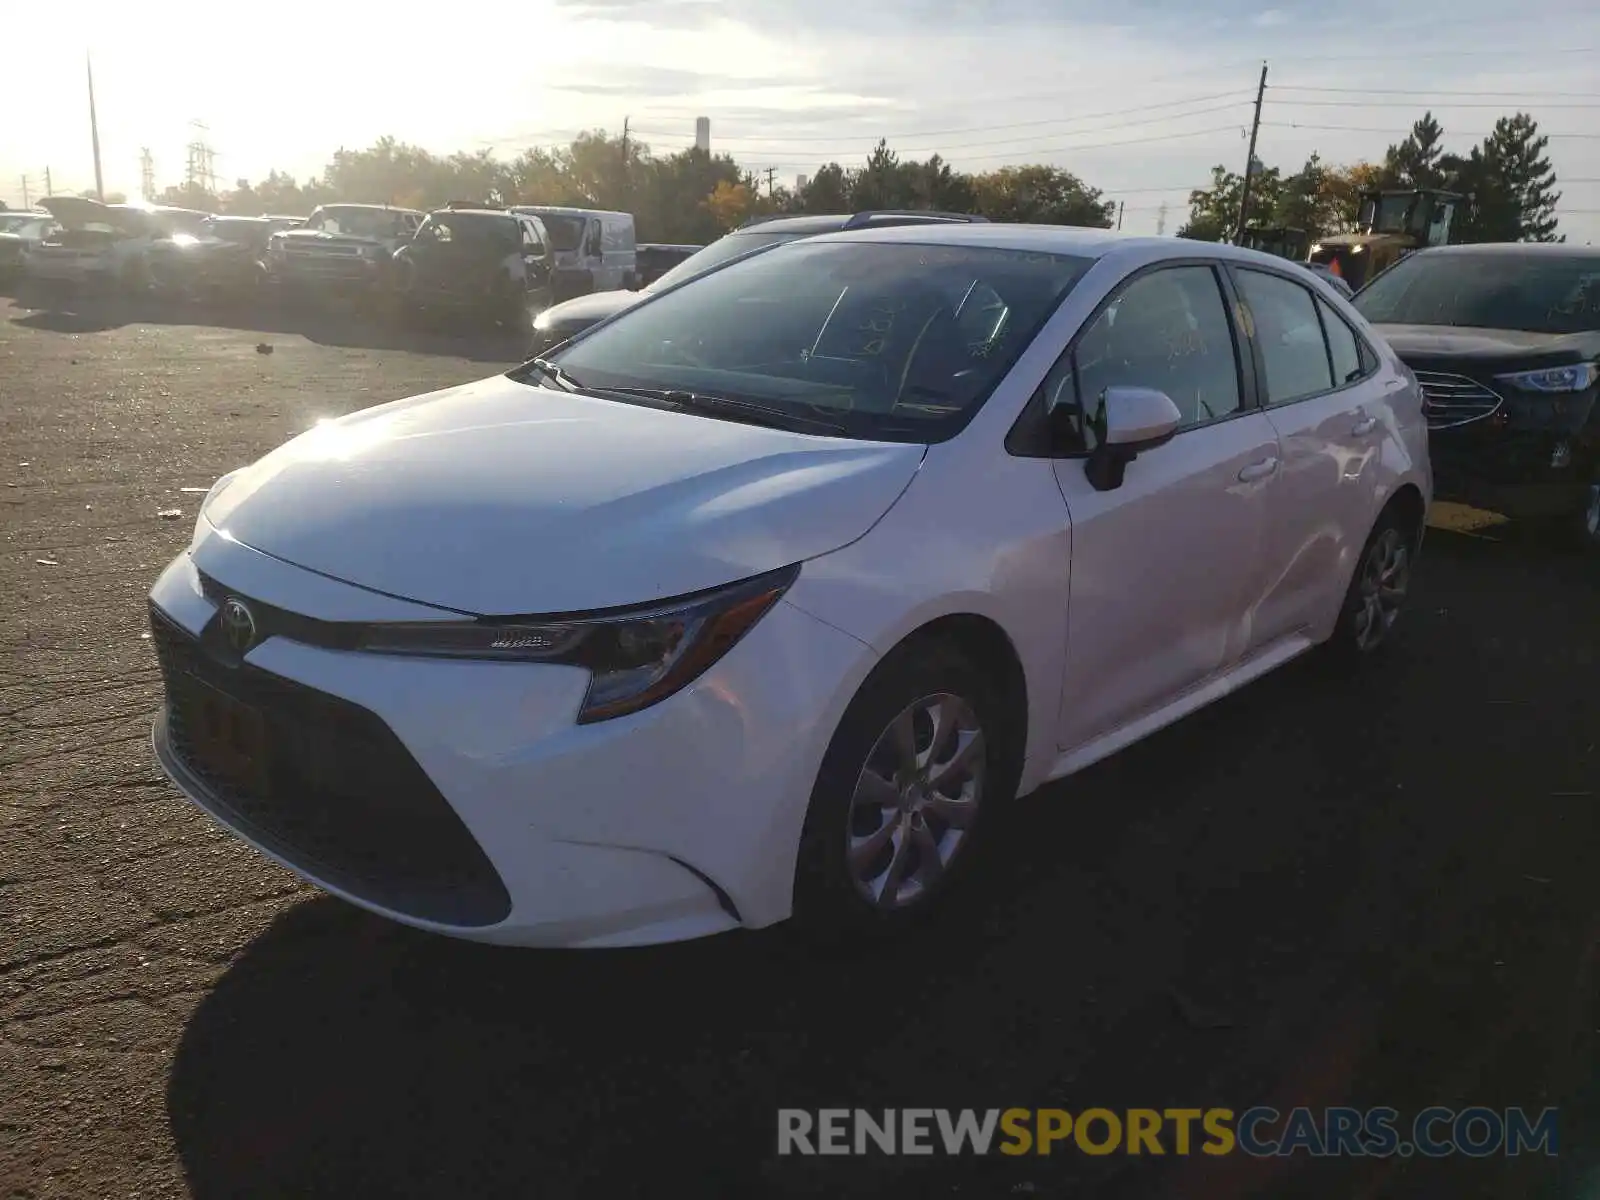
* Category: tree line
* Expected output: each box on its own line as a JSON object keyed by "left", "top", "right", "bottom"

{"left": 139, "top": 133, "right": 1113, "bottom": 244}
{"left": 1178, "top": 110, "right": 1563, "bottom": 243}
{"left": 46, "top": 107, "right": 1563, "bottom": 245}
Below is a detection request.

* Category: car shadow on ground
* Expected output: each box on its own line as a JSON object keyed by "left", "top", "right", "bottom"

{"left": 165, "top": 530, "right": 1600, "bottom": 1200}
{"left": 6, "top": 287, "right": 529, "bottom": 364}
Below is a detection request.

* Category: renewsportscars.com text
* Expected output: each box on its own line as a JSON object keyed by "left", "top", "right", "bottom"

{"left": 776, "top": 1107, "right": 1558, "bottom": 1157}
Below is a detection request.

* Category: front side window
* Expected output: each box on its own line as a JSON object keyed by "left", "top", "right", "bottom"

{"left": 1049, "top": 265, "right": 1243, "bottom": 451}
{"left": 1353, "top": 251, "right": 1600, "bottom": 335}
{"left": 541, "top": 240, "right": 1094, "bottom": 442}
{"left": 1235, "top": 268, "right": 1334, "bottom": 405}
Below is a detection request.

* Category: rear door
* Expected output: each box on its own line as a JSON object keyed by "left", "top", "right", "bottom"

{"left": 1229, "top": 266, "right": 1386, "bottom": 650}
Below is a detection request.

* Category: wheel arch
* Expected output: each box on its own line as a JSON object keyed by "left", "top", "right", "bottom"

{"left": 874, "top": 611, "right": 1031, "bottom": 786}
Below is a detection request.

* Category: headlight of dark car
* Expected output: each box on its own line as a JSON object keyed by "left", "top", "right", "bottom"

{"left": 353, "top": 564, "right": 799, "bottom": 723}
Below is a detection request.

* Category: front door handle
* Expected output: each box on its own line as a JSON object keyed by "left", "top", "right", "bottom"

{"left": 1351, "top": 416, "right": 1379, "bottom": 436}
{"left": 1238, "top": 457, "right": 1278, "bottom": 483}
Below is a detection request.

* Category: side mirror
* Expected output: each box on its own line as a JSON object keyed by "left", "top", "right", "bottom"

{"left": 1083, "top": 386, "right": 1182, "bottom": 492}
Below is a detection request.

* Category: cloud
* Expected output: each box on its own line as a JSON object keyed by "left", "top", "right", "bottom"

{"left": 546, "top": 66, "right": 798, "bottom": 97}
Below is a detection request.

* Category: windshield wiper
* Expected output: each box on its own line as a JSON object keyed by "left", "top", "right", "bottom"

{"left": 592, "top": 387, "right": 849, "bottom": 434}
{"left": 513, "top": 357, "right": 586, "bottom": 392}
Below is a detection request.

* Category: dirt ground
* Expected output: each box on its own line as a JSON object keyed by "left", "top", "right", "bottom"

{"left": 2, "top": 290, "right": 1598, "bottom": 1199}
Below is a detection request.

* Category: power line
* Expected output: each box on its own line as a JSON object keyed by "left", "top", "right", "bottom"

{"left": 1263, "top": 120, "right": 1600, "bottom": 138}
{"left": 635, "top": 101, "right": 1253, "bottom": 156}
{"left": 628, "top": 90, "right": 1255, "bottom": 144}
{"left": 1274, "top": 85, "right": 1600, "bottom": 99}
{"left": 1271, "top": 98, "right": 1600, "bottom": 110}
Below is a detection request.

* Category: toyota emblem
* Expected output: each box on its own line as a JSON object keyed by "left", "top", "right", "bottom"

{"left": 219, "top": 597, "right": 258, "bottom": 653}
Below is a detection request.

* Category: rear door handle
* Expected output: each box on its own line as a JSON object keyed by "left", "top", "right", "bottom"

{"left": 1238, "top": 457, "right": 1278, "bottom": 483}
{"left": 1351, "top": 416, "right": 1378, "bottom": 436}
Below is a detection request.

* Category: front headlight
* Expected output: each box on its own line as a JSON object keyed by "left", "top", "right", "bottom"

{"left": 533, "top": 310, "right": 553, "bottom": 331}
{"left": 354, "top": 564, "right": 800, "bottom": 723}
{"left": 1495, "top": 363, "right": 1599, "bottom": 394}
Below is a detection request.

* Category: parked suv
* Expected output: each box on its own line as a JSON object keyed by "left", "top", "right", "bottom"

{"left": 528, "top": 210, "right": 989, "bottom": 355}
{"left": 1352, "top": 243, "right": 1600, "bottom": 548}
{"left": 265, "top": 203, "right": 421, "bottom": 299}
{"left": 391, "top": 205, "right": 554, "bottom": 326}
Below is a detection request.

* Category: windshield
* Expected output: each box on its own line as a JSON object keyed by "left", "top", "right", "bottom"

{"left": 1354, "top": 252, "right": 1600, "bottom": 336}
{"left": 308, "top": 207, "right": 408, "bottom": 238}
{"left": 541, "top": 240, "right": 1093, "bottom": 441}
{"left": 150, "top": 211, "right": 210, "bottom": 237}
{"left": 416, "top": 212, "right": 516, "bottom": 246}
{"left": 648, "top": 231, "right": 801, "bottom": 291}
{"left": 534, "top": 214, "right": 586, "bottom": 252}
{"left": 205, "top": 218, "right": 266, "bottom": 243}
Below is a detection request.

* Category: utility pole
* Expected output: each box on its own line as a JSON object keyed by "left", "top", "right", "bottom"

{"left": 139, "top": 149, "right": 154, "bottom": 201}
{"left": 1157, "top": 201, "right": 1169, "bottom": 237}
{"left": 1233, "top": 60, "right": 1268, "bottom": 245}
{"left": 1116, "top": 200, "right": 1124, "bottom": 230}
{"left": 764, "top": 167, "right": 776, "bottom": 197}
{"left": 44, "top": 167, "right": 51, "bottom": 197}
{"left": 619, "top": 116, "right": 630, "bottom": 203}
{"left": 20, "top": 176, "right": 30, "bottom": 207}
{"left": 87, "top": 53, "right": 104, "bottom": 202}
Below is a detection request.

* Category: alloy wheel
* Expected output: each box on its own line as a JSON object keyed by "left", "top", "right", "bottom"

{"left": 1353, "top": 527, "right": 1410, "bottom": 652}
{"left": 847, "top": 692, "right": 986, "bottom": 910}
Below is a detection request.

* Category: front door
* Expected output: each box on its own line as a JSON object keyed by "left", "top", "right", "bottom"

{"left": 1048, "top": 263, "right": 1281, "bottom": 751}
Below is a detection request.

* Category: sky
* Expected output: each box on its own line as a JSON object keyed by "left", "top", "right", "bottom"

{"left": 3, "top": 0, "right": 1598, "bottom": 242}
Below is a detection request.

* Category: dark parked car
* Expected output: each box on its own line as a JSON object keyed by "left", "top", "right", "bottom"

{"left": 390, "top": 207, "right": 554, "bottom": 326}
{"left": 528, "top": 210, "right": 989, "bottom": 354}
{"left": 147, "top": 215, "right": 300, "bottom": 298}
{"left": 632, "top": 242, "right": 701, "bottom": 287}
{"left": 1353, "top": 243, "right": 1600, "bottom": 547}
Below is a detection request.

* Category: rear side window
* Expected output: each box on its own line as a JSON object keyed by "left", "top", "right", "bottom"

{"left": 1318, "top": 297, "right": 1367, "bottom": 386}
{"left": 1235, "top": 269, "right": 1334, "bottom": 405}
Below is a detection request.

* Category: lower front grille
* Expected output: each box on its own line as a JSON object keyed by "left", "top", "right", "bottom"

{"left": 1415, "top": 370, "right": 1504, "bottom": 430}
{"left": 151, "top": 605, "right": 511, "bottom": 927}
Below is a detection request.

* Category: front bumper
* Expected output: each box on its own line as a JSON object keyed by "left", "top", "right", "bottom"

{"left": 146, "top": 532, "right": 873, "bottom": 947}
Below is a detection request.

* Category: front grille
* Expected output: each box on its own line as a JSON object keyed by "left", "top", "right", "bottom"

{"left": 285, "top": 240, "right": 363, "bottom": 257}
{"left": 151, "top": 604, "right": 511, "bottom": 927}
{"left": 1415, "top": 370, "right": 1504, "bottom": 430}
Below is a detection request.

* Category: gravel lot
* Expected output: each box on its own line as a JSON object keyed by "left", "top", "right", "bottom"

{"left": 2, "top": 290, "right": 1598, "bottom": 1199}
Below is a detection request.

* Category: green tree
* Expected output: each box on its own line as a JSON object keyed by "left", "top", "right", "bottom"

{"left": 1383, "top": 112, "right": 1447, "bottom": 188}
{"left": 970, "top": 165, "right": 1113, "bottom": 226}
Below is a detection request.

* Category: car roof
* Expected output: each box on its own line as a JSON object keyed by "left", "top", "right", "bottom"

{"left": 514, "top": 206, "right": 630, "bottom": 219}
{"left": 1408, "top": 242, "right": 1600, "bottom": 260}
{"left": 430, "top": 207, "right": 514, "bottom": 219}
{"left": 799, "top": 223, "right": 1368, "bottom": 274}
{"left": 315, "top": 203, "right": 422, "bottom": 214}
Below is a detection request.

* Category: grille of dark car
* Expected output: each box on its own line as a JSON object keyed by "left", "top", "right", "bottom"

{"left": 1414, "top": 370, "right": 1505, "bottom": 431}
{"left": 150, "top": 603, "right": 512, "bottom": 927}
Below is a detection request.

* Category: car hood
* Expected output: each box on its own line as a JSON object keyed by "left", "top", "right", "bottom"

{"left": 1374, "top": 324, "right": 1600, "bottom": 365}
{"left": 538, "top": 289, "right": 646, "bottom": 328}
{"left": 277, "top": 228, "right": 391, "bottom": 247}
{"left": 201, "top": 373, "right": 925, "bottom": 615}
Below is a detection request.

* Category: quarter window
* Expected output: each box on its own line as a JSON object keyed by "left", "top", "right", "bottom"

{"left": 1235, "top": 269, "right": 1334, "bottom": 405}
{"left": 1318, "top": 296, "right": 1366, "bottom": 386}
{"left": 1044, "top": 265, "right": 1244, "bottom": 451}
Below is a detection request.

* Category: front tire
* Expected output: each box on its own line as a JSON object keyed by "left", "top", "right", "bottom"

{"left": 791, "top": 639, "right": 1010, "bottom": 943}
{"left": 1327, "top": 510, "right": 1416, "bottom": 660}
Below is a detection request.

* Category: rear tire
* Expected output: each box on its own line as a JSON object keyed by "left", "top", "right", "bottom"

{"left": 791, "top": 639, "right": 1014, "bottom": 945}
{"left": 1324, "top": 507, "right": 1417, "bottom": 662}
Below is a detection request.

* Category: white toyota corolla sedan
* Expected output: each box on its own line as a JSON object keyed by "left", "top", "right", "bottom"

{"left": 148, "top": 224, "right": 1430, "bottom": 947}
